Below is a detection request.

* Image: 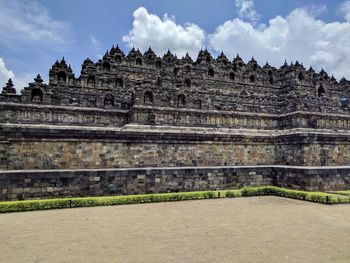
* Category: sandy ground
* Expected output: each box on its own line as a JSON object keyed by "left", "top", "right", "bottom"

{"left": 1, "top": 196, "right": 350, "bottom": 263}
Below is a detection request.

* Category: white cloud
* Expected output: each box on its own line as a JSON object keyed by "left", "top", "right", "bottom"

{"left": 0, "top": 58, "right": 14, "bottom": 88}
{"left": 235, "top": 0, "right": 260, "bottom": 22}
{"left": 0, "top": 0, "right": 73, "bottom": 51}
{"left": 90, "top": 35, "right": 100, "bottom": 47}
{"left": 123, "top": 7, "right": 205, "bottom": 58}
{"left": 122, "top": 4, "right": 350, "bottom": 79}
{"left": 90, "top": 35, "right": 103, "bottom": 59}
{"left": 0, "top": 57, "right": 37, "bottom": 92}
{"left": 209, "top": 5, "right": 350, "bottom": 79}
{"left": 340, "top": 1, "right": 350, "bottom": 22}
{"left": 306, "top": 4, "right": 327, "bottom": 17}
{"left": 14, "top": 73, "right": 37, "bottom": 92}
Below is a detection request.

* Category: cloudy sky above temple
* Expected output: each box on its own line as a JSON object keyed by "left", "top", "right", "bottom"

{"left": 0, "top": 0, "right": 350, "bottom": 90}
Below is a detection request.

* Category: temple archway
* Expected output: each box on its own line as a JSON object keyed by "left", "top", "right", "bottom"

{"left": 178, "top": 94, "right": 186, "bottom": 107}
{"left": 144, "top": 91, "right": 154, "bottom": 104}
{"left": 31, "top": 89, "right": 43, "bottom": 103}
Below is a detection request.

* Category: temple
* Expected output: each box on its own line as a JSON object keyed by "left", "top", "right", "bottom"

{"left": 1, "top": 46, "right": 350, "bottom": 200}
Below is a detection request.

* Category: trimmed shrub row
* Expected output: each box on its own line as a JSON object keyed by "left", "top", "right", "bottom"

{"left": 0, "top": 191, "right": 222, "bottom": 213}
{"left": 333, "top": 190, "right": 350, "bottom": 197}
{"left": 241, "top": 186, "right": 350, "bottom": 204}
{"left": 0, "top": 186, "right": 349, "bottom": 213}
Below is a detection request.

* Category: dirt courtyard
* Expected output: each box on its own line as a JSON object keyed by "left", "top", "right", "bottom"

{"left": 1, "top": 197, "right": 350, "bottom": 263}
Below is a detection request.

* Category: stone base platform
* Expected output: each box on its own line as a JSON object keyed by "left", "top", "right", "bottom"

{"left": 1, "top": 165, "right": 350, "bottom": 201}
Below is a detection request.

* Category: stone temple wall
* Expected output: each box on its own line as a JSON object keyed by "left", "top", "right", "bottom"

{"left": 2, "top": 122, "right": 350, "bottom": 170}
{"left": 1, "top": 46, "right": 350, "bottom": 199}
{"left": 1, "top": 166, "right": 350, "bottom": 201}
{"left": 1, "top": 124, "right": 276, "bottom": 170}
{"left": 1, "top": 46, "right": 350, "bottom": 117}
{"left": 0, "top": 166, "right": 275, "bottom": 200}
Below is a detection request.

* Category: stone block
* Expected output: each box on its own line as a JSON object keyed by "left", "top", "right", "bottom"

{"left": 137, "top": 174, "right": 145, "bottom": 180}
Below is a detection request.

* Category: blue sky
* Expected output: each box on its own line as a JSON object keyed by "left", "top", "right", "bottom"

{"left": 0, "top": 0, "right": 349, "bottom": 90}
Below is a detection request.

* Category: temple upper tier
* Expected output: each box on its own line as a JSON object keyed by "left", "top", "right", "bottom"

{"left": 1, "top": 46, "right": 350, "bottom": 115}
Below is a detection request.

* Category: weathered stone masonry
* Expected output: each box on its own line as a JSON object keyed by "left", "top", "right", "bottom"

{"left": 1, "top": 166, "right": 350, "bottom": 201}
{"left": 1, "top": 46, "right": 350, "bottom": 199}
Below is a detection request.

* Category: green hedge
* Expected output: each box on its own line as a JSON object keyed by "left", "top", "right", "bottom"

{"left": 241, "top": 186, "right": 350, "bottom": 204}
{"left": 0, "top": 187, "right": 349, "bottom": 213}
{"left": 0, "top": 198, "right": 72, "bottom": 213}
{"left": 333, "top": 190, "right": 350, "bottom": 197}
{"left": 0, "top": 190, "right": 221, "bottom": 213}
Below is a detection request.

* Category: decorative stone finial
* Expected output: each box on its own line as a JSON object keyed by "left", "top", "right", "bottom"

{"left": 83, "top": 57, "right": 93, "bottom": 64}
{"left": 6, "top": 78, "right": 13, "bottom": 87}
{"left": 144, "top": 46, "right": 156, "bottom": 58}
{"left": 182, "top": 52, "right": 192, "bottom": 63}
{"left": 320, "top": 68, "right": 327, "bottom": 76}
{"left": 218, "top": 51, "right": 227, "bottom": 60}
{"left": 163, "top": 50, "right": 175, "bottom": 62}
{"left": 2, "top": 78, "right": 16, "bottom": 94}
{"left": 34, "top": 74, "right": 43, "bottom": 83}
{"left": 340, "top": 77, "right": 348, "bottom": 84}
